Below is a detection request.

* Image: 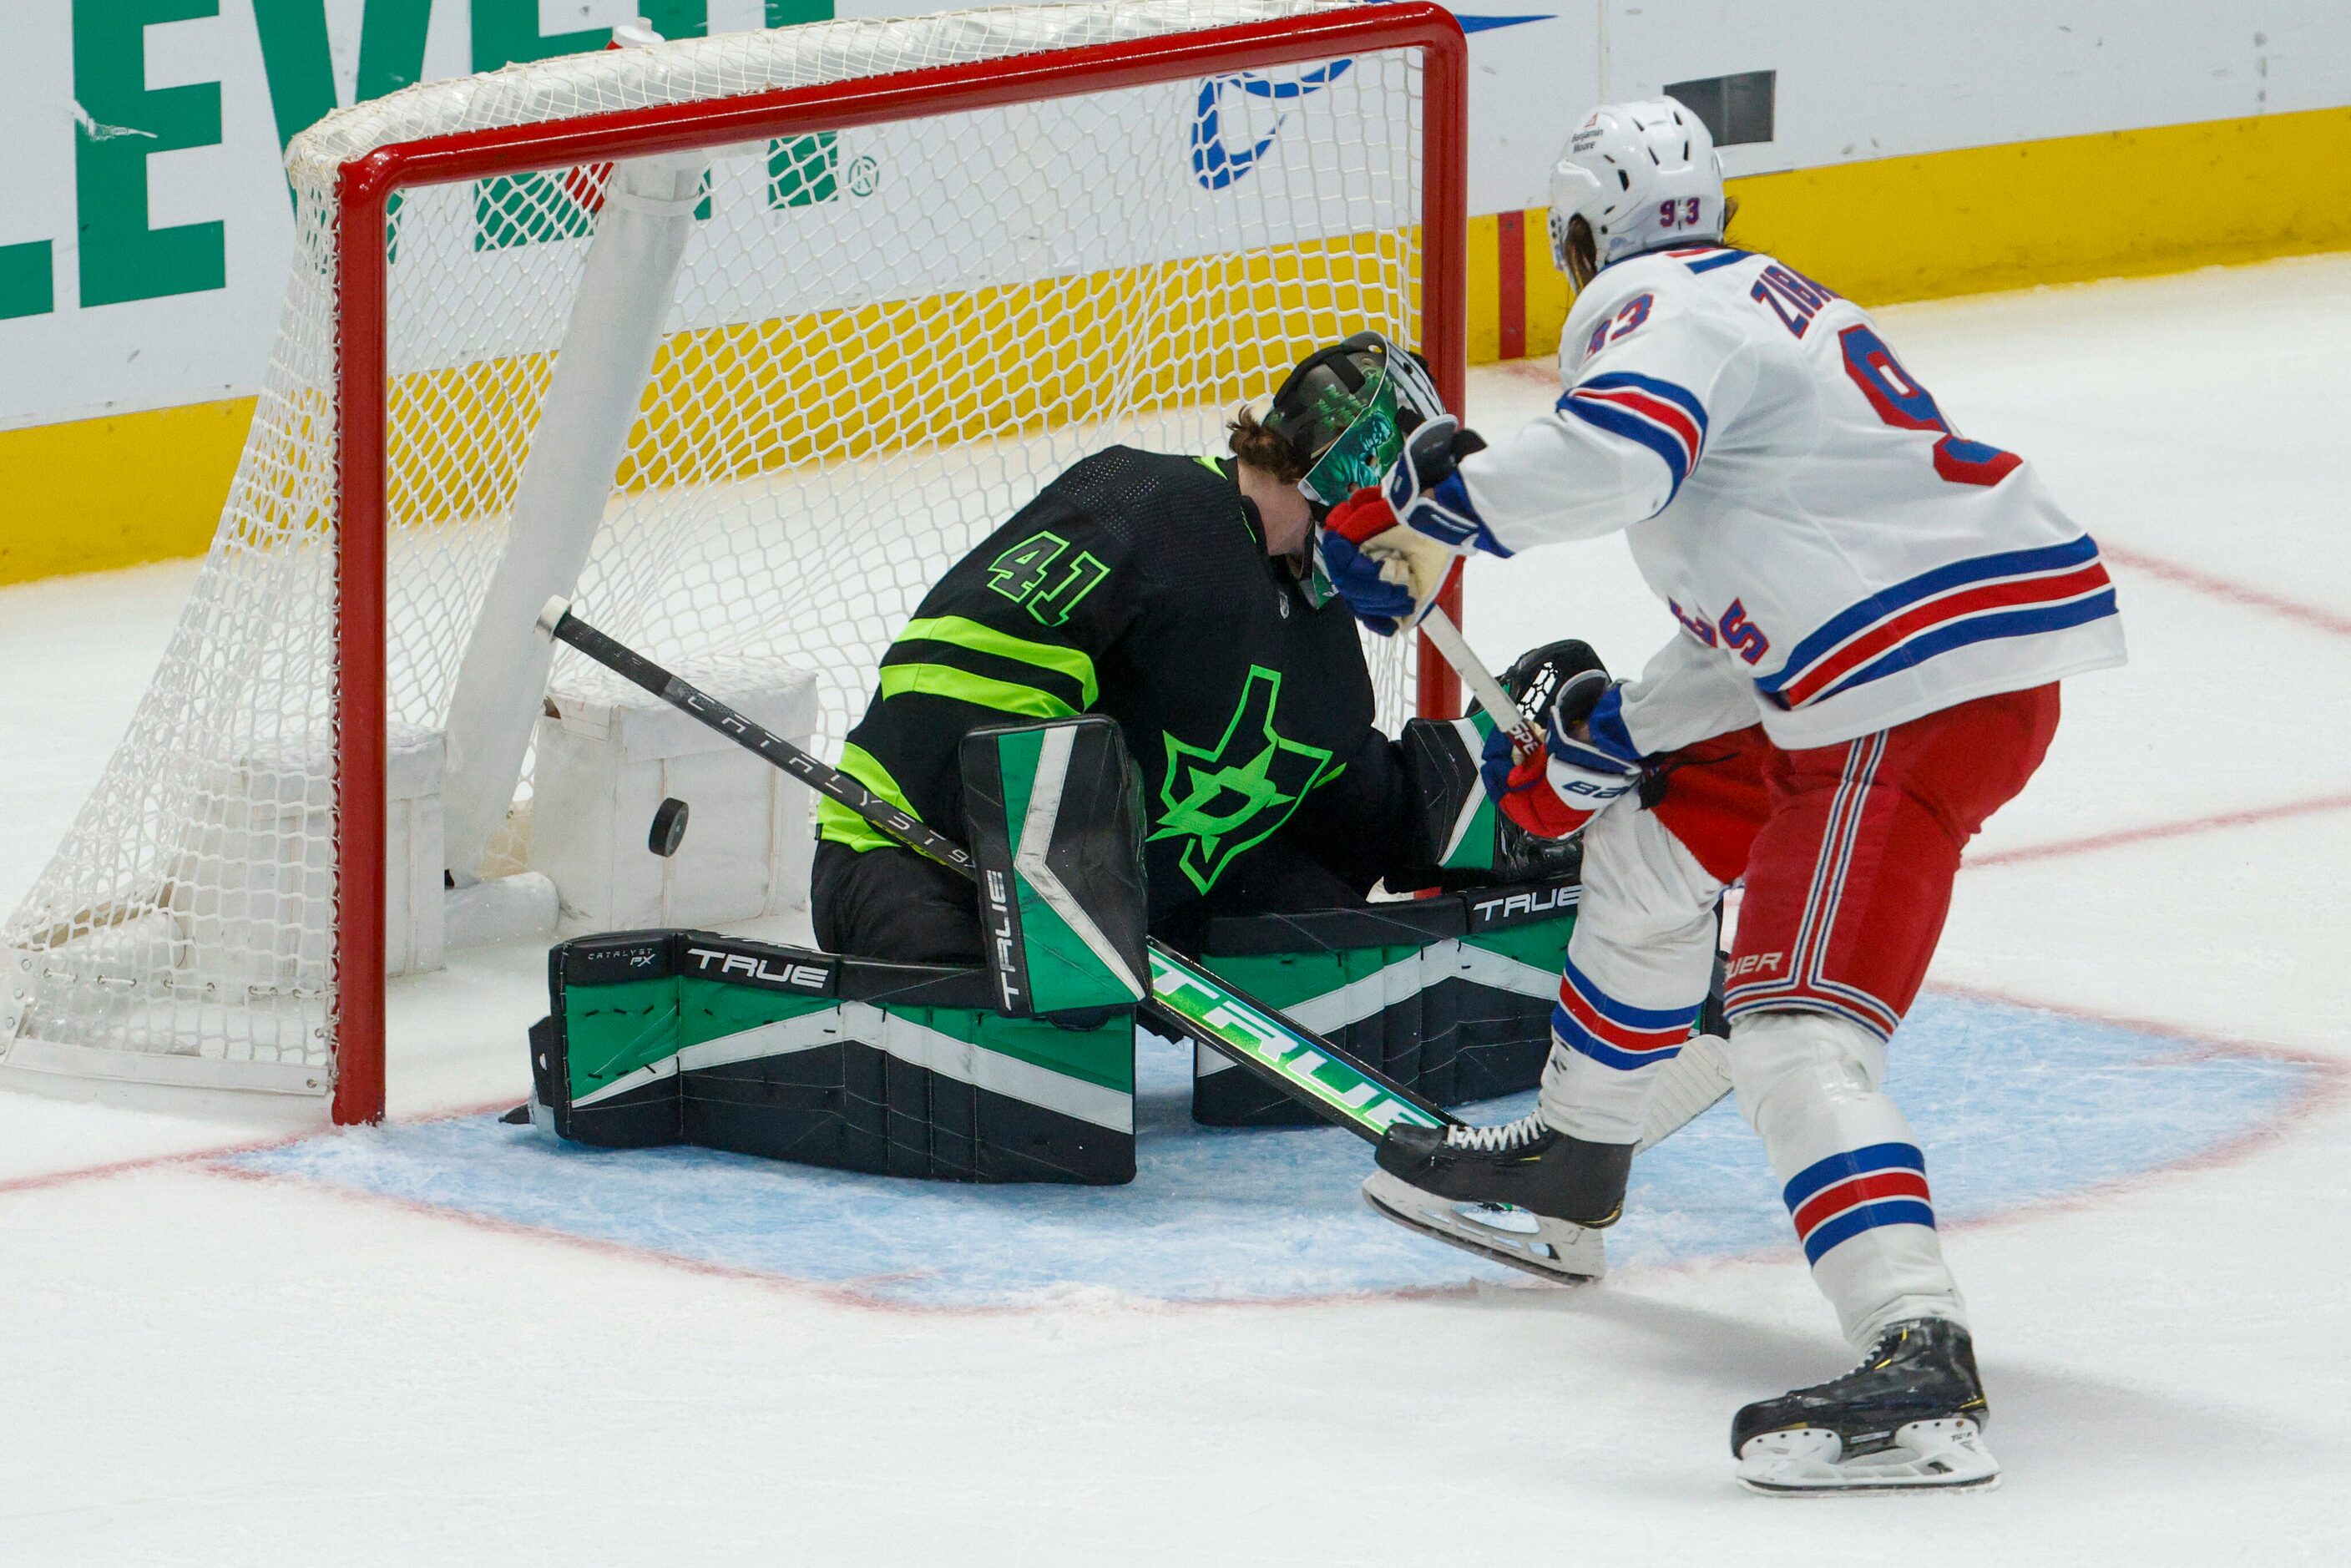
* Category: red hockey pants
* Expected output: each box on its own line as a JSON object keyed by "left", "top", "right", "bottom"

{"left": 1648, "top": 685, "right": 2062, "bottom": 1037}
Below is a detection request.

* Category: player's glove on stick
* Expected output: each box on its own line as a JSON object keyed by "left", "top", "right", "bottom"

{"left": 1317, "top": 488, "right": 1452, "bottom": 635}
{"left": 1315, "top": 416, "right": 1490, "bottom": 635}
{"left": 1479, "top": 668, "right": 1641, "bottom": 840}
{"left": 1384, "top": 415, "right": 1492, "bottom": 548}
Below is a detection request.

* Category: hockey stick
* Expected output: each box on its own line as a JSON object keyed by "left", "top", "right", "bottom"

{"left": 1418, "top": 605, "right": 1539, "bottom": 751}
{"left": 535, "top": 599, "right": 1459, "bottom": 1144}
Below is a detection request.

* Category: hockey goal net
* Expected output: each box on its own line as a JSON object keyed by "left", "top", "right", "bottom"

{"left": 3, "top": 0, "right": 1466, "bottom": 1123}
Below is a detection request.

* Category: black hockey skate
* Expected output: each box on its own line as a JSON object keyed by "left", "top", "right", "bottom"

{"left": 1360, "top": 1113, "right": 1632, "bottom": 1283}
{"left": 1732, "top": 1318, "right": 2000, "bottom": 1494}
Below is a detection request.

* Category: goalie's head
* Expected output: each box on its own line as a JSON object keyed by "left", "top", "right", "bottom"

{"left": 1256, "top": 331, "right": 1446, "bottom": 513}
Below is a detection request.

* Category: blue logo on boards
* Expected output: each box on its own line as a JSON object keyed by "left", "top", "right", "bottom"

{"left": 1190, "top": 62, "right": 1354, "bottom": 190}
{"left": 233, "top": 992, "right": 2330, "bottom": 1310}
{"left": 1188, "top": 12, "right": 1554, "bottom": 191}
{"left": 1454, "top": 12, "right": 1555, "bottom": 32}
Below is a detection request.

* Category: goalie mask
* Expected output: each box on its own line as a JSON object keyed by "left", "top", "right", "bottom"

{"left": 1263, "top": 331, "right": 1447, "bottom": 514}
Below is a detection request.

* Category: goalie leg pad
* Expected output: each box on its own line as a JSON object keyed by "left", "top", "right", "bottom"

{"left": 1191, "top": 877, "right": 1579, "bottom": 1126}
{"left": 1402, "top": 713, "right": 1500, "bottom": 875}
{"left": 530, "top": 930, "right": 1135, "bottom": 1184}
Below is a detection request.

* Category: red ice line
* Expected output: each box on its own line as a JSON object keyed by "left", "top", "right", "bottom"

{"left": 196, "top": 1160, "right": 1480, "bottom": 1320}
{"left": 1965, "top": 791, "right": 2351, "bottom": 868}
{"left": 0, "top": 1096, "right": 1471, "bottom": 1318}
{"left": 0, "top": 1100, "right": 516, "bottom": 1200}
{"left": 1910, "top": 980, "right": 2350, "bottom": 1241}
{"left": 2099, "top": 541, "right": 2351, "bottom": 642}
{"left": 1961, "top": 540, "right": 2351, "bottom": 867}
{"left": 9, "top": 986, "right": 2338, "bottom": 1317}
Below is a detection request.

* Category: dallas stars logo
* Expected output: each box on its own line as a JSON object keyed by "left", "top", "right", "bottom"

{"left": 1150, "top": 666, "right": 1333, "bottom": 893}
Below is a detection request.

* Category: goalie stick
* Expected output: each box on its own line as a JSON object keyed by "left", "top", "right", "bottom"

{"left": 535, "top": 598, "right": 1460, "bottom": 1146}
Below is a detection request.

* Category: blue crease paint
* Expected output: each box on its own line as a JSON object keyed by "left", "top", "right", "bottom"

{"left": 232, "top": 992, "right": 2318, "bottom": 1308}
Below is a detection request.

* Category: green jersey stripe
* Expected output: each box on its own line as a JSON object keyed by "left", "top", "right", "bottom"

{"left": 817, "top": 740, "right": 927, "bottom": 852}
{"left": 898, "top": 615, "right": 1100, "bottom": 707}
{"left": 878, "top": 663, "right": 1079, "bottom": 720}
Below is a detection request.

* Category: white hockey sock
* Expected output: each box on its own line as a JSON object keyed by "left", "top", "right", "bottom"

{"left": 1536, "top": 802, "right": 1723, "bottom": 1145}
{"left": 1730, "top": 1009, "right": 1967, "bottom": 1348}
{"left": 1540, "top": 942, "right": 1716, "bottom": 1143}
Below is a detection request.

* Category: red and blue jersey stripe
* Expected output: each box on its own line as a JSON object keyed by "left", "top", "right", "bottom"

{"left": 1783, "top": 1141, "right": 1936, "bottom": 1265}
{"left": 1757, "top": 535, "right": 2117, "bottom": 711}
{"left": 1661, "top": 245, "right": 1752, "bottom": 275}
{"left": 1551, "top": 952, "right": 1698, "bottom": 1071}
{"left": 1559, "top": 372, "right": 1709, "bottom": 507}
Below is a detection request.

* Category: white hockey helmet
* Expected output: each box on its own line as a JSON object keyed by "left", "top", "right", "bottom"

{"left": 1547, "top": 97, "right": 1726, "bottom": 274}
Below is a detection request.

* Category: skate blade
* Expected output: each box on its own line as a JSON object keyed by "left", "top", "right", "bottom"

{"left": 1736, "top": 1419, "right": 2001, "bottom": 1495}
{"left": 1360, "top": 1170, "right": 1605, "bottom": 1284}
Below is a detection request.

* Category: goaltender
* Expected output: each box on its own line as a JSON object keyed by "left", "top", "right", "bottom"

{"left": 522, "top": 336, "right": 1591, "bottom": 1185}
{"left": 812, "top": 333, "right": 1576, "bottom": 1134}
{"left": 817, "top": 332, "right": 1464, "bottom": 964}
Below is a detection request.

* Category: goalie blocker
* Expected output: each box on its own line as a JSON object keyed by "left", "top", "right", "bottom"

{"left": 964, "top": 707, "right": 1582, "bottom": 1128}
{"left": 961, "top": 716, "right": 1151, "bottom": 1020}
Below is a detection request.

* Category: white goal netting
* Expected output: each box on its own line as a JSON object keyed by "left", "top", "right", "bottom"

{"left": 3, "top": 0, "right": 1440, "bottom": 1095}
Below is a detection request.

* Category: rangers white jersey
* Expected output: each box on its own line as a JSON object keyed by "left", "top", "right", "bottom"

{"left": 1450, "top": 244, "right": 2128, "bottom": 752}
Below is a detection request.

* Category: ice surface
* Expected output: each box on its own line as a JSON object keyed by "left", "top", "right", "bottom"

{"left": 229, "top": 993, "right": 2321, "bottom": 1308}
{"left": 3, "top": 257, "right": 2349, "bottom": 1563}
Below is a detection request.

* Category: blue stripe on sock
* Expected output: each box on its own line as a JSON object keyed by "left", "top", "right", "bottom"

{"left": 1782, "top": 1141, "right": 1926, "bottom": 1210}
{"left": 1551, "top": 1006, "right": 1683, "bottom": 1072}
{"left": 1562, "top": 952, "right": 1703, "bottom": 1031}
{"left": 1801, "top": 1199, "right": 1938, "bottom": 1265}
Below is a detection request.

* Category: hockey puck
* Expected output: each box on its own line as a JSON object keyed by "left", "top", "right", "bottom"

{"left": 649, "top": 797, "right": 690, "bottom": 857}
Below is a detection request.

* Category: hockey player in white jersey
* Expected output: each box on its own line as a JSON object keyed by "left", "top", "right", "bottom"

{"left": 1317, "top": 99, "right": 2126, "bottom": 1493}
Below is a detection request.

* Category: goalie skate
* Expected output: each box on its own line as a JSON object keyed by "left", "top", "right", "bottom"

{"left": 1361, "top": 1167, "right": 1608, "bottom": 1282}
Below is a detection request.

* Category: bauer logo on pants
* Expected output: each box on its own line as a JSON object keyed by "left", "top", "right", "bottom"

{"left": 1726, "top": 952, "right": 1787, "bottom": 983}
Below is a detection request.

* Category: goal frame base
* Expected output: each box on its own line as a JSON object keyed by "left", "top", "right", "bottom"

{"left": 4, "top": 1034, "right": 332, "bottom": 1097}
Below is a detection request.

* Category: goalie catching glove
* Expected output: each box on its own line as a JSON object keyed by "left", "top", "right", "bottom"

{"left": 1480, "top": 645, "right": 1642, "bottom": 840}
{"left": 1315, "top": 416, "right": 1489, "bottom": 635}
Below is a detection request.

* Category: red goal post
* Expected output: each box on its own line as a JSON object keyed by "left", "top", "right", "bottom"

{"left": 318, "top": 4, "right": 1467, "bottom": 1124}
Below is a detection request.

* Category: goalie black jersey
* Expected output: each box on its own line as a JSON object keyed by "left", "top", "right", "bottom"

{"left": 823, "top": 448, "right": 1423, "bottom": 922}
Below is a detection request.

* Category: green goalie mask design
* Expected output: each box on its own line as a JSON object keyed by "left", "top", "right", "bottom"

{"left": 1264, "top": 331, "right": 1448, "bottom": 513}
